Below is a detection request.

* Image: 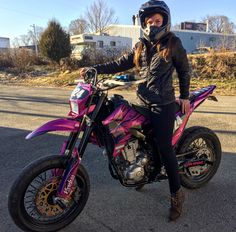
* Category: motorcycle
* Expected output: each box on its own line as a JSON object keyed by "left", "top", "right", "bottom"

{"left": 8, "top": 68, "right": 221, "bottom": 232}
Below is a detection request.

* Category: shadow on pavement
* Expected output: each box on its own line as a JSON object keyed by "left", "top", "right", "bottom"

{"left": 1, "top": 126, "right": 236, "bottom": 232}
{"left": 0, "top": 109, "right": 65, "bottom": 119}
{"left": 0, "top": 95, "right": 67, "bottom": 105}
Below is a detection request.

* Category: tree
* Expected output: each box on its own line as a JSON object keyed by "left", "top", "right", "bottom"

{"left": 20, "top": 34, "right": 31, "bottom": 46}
{"left": 203, "top": 15, "right": 235, "bottom": 34}
{"left": 28, "top": 26, "right": 44, "bottom": 44}
{"left": 14, "top": 26, "right": 44, "bottom": 47}
{"left": 69, "top": 18, "right": 88, "bottom": 35}
{"left": 85, "top": 0, "right": 117, "bottom": 34}
{"left": 39, "top": 20, "right": 71, "bottom": 63}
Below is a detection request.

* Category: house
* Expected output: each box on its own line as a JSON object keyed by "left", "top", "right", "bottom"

{"left": 70, "top": 33, "right": 132, "bottom": 59}
{"left": 0, "top": 37, "right": 10, "bottom": 52}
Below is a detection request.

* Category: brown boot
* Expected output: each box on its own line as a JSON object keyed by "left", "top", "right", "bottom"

{"left": 169, "top": 188, "right": 185, "bottom": 221}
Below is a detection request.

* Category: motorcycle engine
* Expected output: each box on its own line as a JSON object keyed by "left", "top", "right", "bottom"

{"left": 115, "top": 139, "right": 151, "bottom": 183}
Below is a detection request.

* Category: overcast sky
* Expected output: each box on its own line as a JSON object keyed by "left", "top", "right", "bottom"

{"left": 1, "top": 0, "right": 236, "bottom": 43}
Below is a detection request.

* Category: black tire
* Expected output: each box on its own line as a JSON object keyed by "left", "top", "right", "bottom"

{"left": 135, "top": 184, "right": 145, "bottom": 191}
{"left": 8, "top": 155, "right": 90, "bottom": 232}
{"left": 177, "top": 126, "right": 221, "bottom": 189}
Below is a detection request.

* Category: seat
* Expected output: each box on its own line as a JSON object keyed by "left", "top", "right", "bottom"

{"left": 189, "top": 85, "right": 215, "bottom": 102}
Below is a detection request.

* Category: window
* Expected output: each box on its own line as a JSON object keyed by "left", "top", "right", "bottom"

{"left": 98, "top": 41, "right": 103, "bottom": 48}
{"left": 110, "top": 41, "right": 116, "bottom": 46}
{"left": 84, "top": 36, "right": 93, "bottom": 40}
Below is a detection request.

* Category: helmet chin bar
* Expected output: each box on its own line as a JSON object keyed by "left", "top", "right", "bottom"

{"left": 142, "top": 25, "right": 168, "bottom": 43}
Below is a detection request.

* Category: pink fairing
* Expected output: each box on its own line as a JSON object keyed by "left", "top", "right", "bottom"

{"left": 68, "top": 105, "right": 96, "bottom": 118}
{"left": 103, "top": 104, "right": 148, "bottom": 129}
{"left": 68, "top": 83, "right": 93, "bottom": 117}
{"left": 26, "top": 104, "right": 95, "bottom": 140}
{"left": 172, "top": 85, "right": 216, "bottom": 146}
{"left": 172, "top": 111, "right": 191, "bottom": 146}
{"left": 26, "top": 118, "right": 81, "bottom": 139}
{"left": 102, "top": 103, "right": 148, "bottom": 157}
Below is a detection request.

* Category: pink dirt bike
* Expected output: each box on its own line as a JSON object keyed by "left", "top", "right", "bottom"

{"left": 8, "top": 68, "right": 221, "bottom": 232}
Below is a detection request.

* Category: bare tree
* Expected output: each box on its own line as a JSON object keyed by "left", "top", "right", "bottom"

{"left": 28, "top": 26, "right": 44, "bottom": 44}
{"left": 12, "top": 38, "right": 20, "bottom": 48}
{"left": 203, "top": 15, "right": 235, "bottom": 34}
{"left": 69, "top": 18, "right": 89, "bottom": 35}
{"left": 20, "top": 35, "right": 31, "bottom": 46}
{"left": 85, "top": 0, "right": 117, "bottom": 34}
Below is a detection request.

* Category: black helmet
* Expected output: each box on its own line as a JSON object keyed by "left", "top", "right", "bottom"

{"left": 139, "top": 0, "right": 171, "bottom": 42}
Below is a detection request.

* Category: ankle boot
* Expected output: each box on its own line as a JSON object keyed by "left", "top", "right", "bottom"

{"left": 169, "top": 188, "right": 185, "bottom": 221}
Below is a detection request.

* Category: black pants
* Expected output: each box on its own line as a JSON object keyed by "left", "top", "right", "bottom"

{"left": 149, "top": 102, "right": 180, "bottom": 194}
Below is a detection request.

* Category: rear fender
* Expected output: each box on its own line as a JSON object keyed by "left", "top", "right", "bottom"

{"left": 26, "top": 118, "right": 81, "bottom": 139}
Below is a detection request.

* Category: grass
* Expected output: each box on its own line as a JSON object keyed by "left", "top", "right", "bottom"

{"left": 13, "top": 71, "right": 236, "bottom": 96}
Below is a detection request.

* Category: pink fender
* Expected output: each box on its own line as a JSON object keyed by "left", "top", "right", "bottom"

{"left": 26, "top": 118, "right": 81, "bottom": 139}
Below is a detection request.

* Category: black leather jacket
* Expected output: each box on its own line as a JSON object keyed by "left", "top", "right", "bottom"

{"left": 93, "top": 32, "right": 190, "bottom": 106}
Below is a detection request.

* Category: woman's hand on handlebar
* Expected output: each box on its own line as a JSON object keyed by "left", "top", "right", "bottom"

{"left": 79, "top": 67, "right": 89, "bottom": 78}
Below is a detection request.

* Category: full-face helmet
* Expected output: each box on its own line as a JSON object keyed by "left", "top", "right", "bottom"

{"left": 139, "top": 0, "right": 171, "bottom": 43}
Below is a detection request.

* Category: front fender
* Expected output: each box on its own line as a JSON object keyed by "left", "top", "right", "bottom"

{"left": 26, "top": 118, "right": 81, "bottom": 139}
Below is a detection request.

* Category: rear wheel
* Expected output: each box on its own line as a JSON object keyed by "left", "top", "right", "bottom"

{"left": 177, "top": 126, "right": 221, "bottom": 189}
{"left": 8, "top": 155, "right": 90, "bottom": 232}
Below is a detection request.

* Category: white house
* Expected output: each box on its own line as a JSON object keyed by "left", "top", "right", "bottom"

{"left": 0, "top": 37, "right": 10, "bottom": 51}
{"left": 70, "top": 33, "right": 132, "bottom": 59}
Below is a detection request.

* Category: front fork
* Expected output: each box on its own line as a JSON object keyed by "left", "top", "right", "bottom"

{"left": 55, "top": 92, "right": 106, "bottom": 206}
{"left": 55, "top": 147, "right": 82, "bottom": 207}
{"left": 55, "top": 117, "right": 94, "bottom": 204}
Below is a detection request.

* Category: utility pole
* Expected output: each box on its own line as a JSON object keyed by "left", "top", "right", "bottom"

{"left": 30, "top": 24, "right": 38, "bottom": 56}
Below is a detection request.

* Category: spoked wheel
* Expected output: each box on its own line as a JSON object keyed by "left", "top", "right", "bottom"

{"left": 8, "top": 155, "right": 90, "bottom": 232}
{"left": 177, "top": 126, "right": 221, "bottom": 189}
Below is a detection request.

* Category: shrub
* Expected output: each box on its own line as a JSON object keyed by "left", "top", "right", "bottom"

{"left": 0, "top": 51, "right": 13, "bottom": 69}
{"left": 39, "top": 19, "right": 71, "bottom": 63}
{"left": 188, "top": 52, "right": 236, "bottom": 79}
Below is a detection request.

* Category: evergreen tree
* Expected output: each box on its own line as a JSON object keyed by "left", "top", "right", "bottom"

{"left": 39, "top": 20, "right": 71, "bottom": 63}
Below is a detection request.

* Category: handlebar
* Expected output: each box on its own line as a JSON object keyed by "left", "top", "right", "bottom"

{"left": 82, "top": 68, "right": 146, "bottom": 91}
{"left": 84, "top": 68, "right": 98, "bottom": 86}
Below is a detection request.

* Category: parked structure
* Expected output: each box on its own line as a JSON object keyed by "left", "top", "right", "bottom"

{"left": 108, "top": 25, "right": 236, "bottom": 53}
{"left": 70, "top": 33, "right": 132, "bottom": 59}
{"left": 0, "top": 37, "right": 10, "bottom": 51}
{"left": 71, "top": 14, "right": 236, "bottom": 58}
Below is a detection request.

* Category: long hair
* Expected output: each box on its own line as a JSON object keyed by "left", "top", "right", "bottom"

{"left": 134, "top": 33, "right": 173, "bottom": 69}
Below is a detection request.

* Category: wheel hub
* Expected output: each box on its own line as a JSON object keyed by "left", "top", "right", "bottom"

{"left": 188, "top": 147, "right": 212, "bottom": 176}
{"left": 35, "top": 178, "right": 63, "bottom": 217}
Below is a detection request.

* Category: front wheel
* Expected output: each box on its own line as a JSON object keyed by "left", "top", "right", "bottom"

{"left": 8, "top": 155, "right": 90, "bottom": 232}
{"left": 177, "top": 126, "right": 221, "bottom": 189}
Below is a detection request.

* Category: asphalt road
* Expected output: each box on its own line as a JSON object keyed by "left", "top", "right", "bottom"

{"left": 0, "top": 85, "right": 236, "bottom": 232}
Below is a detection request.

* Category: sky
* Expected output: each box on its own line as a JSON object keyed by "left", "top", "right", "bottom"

{"left": 1, "top": 0, "right": 236, "bottom": 45}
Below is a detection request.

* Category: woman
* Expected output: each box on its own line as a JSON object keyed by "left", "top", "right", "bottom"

{"left": 80, "top": 0, "right": 190, "bottom": 221}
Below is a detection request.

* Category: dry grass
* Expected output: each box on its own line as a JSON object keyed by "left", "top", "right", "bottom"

{"left": 0, "top": 52, "right": 235, "bottom": 95}
{"left": 188, "top": 51, "right": 236, "bottom": 80}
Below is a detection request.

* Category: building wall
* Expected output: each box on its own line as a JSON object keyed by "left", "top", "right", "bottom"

{"left": 106, "top": 25, "right": 236, "bottom": 53}
{"left": 173, "top": 30, "right": 236, "bottom": 53}
{"left": 70, "top": 33, "right": 132, "bottom": 59}
{"left": 70, "top": 33, "right": 132, "bottom": 48}
{"left": 106, "top": 25, "right": 142, "bottom": 48}
{"left": 0, "top": 37, "right": 10, "bottom": 49}
{"left": 71, "top": 27, "right": 236, "bottom": 56}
